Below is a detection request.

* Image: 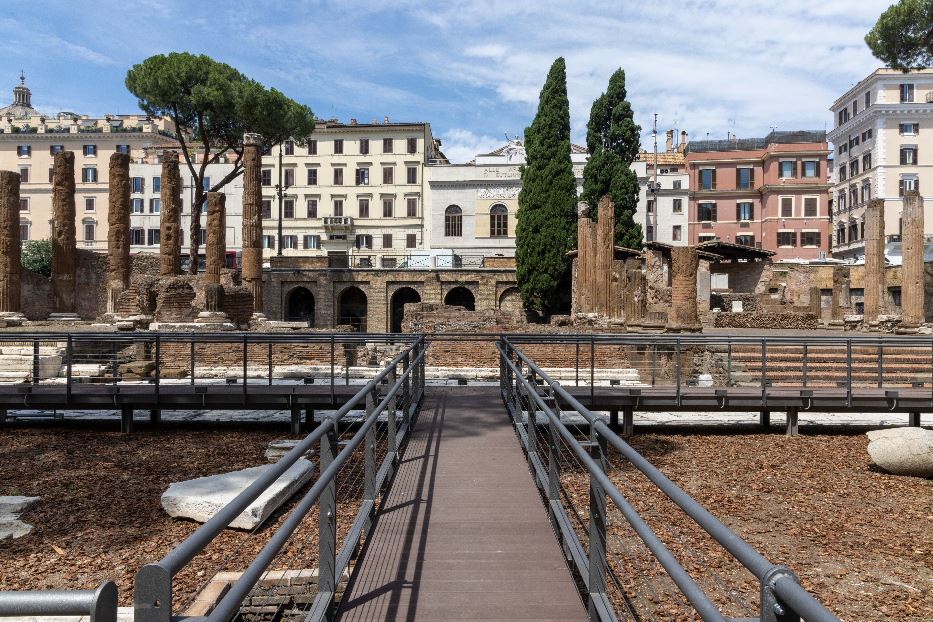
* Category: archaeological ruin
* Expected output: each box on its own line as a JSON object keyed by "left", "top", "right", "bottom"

{"left": 50, "top": 151, "right": 77, "bottom": 319}
{"left": 107, "top": 152, "right": 131, "bottom": 313}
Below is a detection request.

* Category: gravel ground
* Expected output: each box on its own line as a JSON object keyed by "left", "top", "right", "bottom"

{"left": 559, "top": 429, "right": 933, "bottom": 621}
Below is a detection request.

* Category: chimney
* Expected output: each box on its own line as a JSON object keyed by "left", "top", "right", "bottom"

{"left": 371, "top": 118, "right": 377, "bottom": 124}
{"left": 350, "top": 118, "right": 357, "bottom": 125}
{"left": 679, "top": 130, "right": 688, "bottom": 153}
{"left": 383, "top": 115, "right": 389, "bottom": 124}
{"left": 665, "top": 129, "right": 673, "bottom": 152}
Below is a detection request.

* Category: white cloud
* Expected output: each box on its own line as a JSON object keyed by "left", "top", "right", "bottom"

{"left": 439, "top": 128, "right": 504, "bottom": 164}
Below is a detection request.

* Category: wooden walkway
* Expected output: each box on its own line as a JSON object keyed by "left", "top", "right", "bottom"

{"left": 338, "top": 387, "right": 585, "bottom": 621}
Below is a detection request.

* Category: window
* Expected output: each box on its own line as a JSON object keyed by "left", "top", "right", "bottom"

{"left": 131, "top": 177, "right": 144, "bottom": 193}
{"left": 283, "top": 140, "right": 294, "bottom": 156}
{"left": 736, "top": 167, "right": 754, "bottom": 189}
{"left": 382, "top": 233, "right": 393, "bottom": 248}
{"left": 16, "top": 145, "right": 30, "bottom": 157}
{"left": 698, "top": 202, "right": 716, "bottom": 221}
{"left": 838, "top": 190, "right": 847, "bottom": 211}
{"left": 646, "top": 199, "right": 655, "bottom": 213}
{"left": 900, "top": 83, "right": 915, "bottom": 103}
{"left": 149, "top": 198, "right": 161, "bottom": 213}
{"left": 861, "top": 180, "right": 871, "bottom": 203}
{"left": 84, "top": 197, "right": 95, "bottom": 212}
{"left": 801, "top": 231, "right": 821, "bottom": 247}
{"left": 862, "top": 129, "right": 873, "bottom": 141}
{"left": 777, "top": 231, "right": 796, "bottom": 247}
{"left": 698, "top": 234, "right": 716, "bottom": 243}
{"left": 307, "top": 168, "right": 318, "bottom": 185}
{"left": 355, "top": 168, "right": 369, "bottom": 185}
{"left": 261, "top": 169, "right": 272, "bottom": 186}
{"left": 333, "top": 139, "right": 344, "bottom": 154}
{"left": 851, "top": 184, "right": 859, "bottom": 207}
{"left": 645, "top": 225, "right": 654, "bottom": 242}
{"left": 82, "top": 167, "right": 97, "bottom": 183}
{"left": 865, "top": 91, "right": 871, "bottom": 109}
{"left": 802, "top": 160, "right": 819, "bottom": 178}
{"left": 48, "top": 167, "right": 53, "bottom": 183}
{"left": 358, "top": 198, "right": 370, "bottom": 218}
{"left": 406, "top": 197, "right": 418, "bottom": 217}
{"left": 147, "top": 229, "right": 160, "bottom": 246}
{"left": 672, "top": 179, "right": 682, "bottom": 190}
{"left": 359, "top": 138, "right": 369, "bottom": 155}
{"left": 900, "top": 146, "right": 917, "bottom": 165}
{"left": 382, "top": 198, "right": 393, "bottom": 217}
{"left": 333, "top": 168, "right": 344, "bottom": 185}
{"left": 282, "top": 235, "right": 298, "bottom": 249}
{"left": 19, "top": 223, "right": 29, "bottom": 241}
{"left": 284, "top": 169, "right": 295, "bottom": 187}
{"left": 736, "top": 202, "right": 753, "bottom": 221}
{"left": 838, "top": 143, "right": 847, "bottom": 155}
{"left": 307, "top": 140, "right": 317, "bottom": 155}
{"left": 383, "top": 138, "right": 393, "bottom": 153}
{"left": 83, "top": 145, "right": 97, "bottom": 157}
{"left": 382, "top": 167, "right": 393, "bottom": 184}
{"left": 862, "top": 152, "right": 872, "bottom": 170}
{"left": 672, "top": 198, "right": 683, "bottom": 213}
{"left": 49, "top": 144, "right": 63, "bottom": 155}
{"left": 804, "top": 197, "right": 818, "bottom": 217}
{"left": 261, "top": 235, "right": 275, "bottom": 249}
{"left": 671, "top": 225, "right": 682, "bottom": 241}
{"left": 18, "top": 167, "right": 29, "bottom": 183}
{"left": 284, "top": 199, "right": 295, "bottom": 218}
{"left": 779, "top": 160, "right": 796, "bottom": 178}
{"left": 19, "top": 198, "right": 28, "bottom": 212}
{"left": 334, "top": 199, "right": 344, "bottom": 217}
{"left": 355, "top": 234, "right": 373, "bottom": 249}
{"left": 307, "top": 199, "right": 318, "bottom": 218}
{"left": 839, "top": 164, "right": 847, "bottom": 182}
{"left": 849, "top": 159, "right": 858, "bottom": 177}
{"left": 853, "top": 99, "right": 858, "bottom": 115}
{"left": 151, "top": 176, "right": 161, "bottom": 193}
{"left": 406, "top": 233, "right": 417, "bottom": 248}
{"left": 699, "top": 168, "right": 715, "bottom": 190}
{"left": 781, "top": 196, "right": 793, "bottom": 217}
{"left": 84, "top": 222, "right": 95, "bottom": 242}
{"left": 113, "top": 144, "right": 130, "bottom": 155}
{"left": 407, "top": 137, "right": 417, "bottom": 154}
{"left": 131, "top": 198, "right": 144, "bottom": 213}
{"left": 445, "top": 205, "right": 462, "bottom": 237}
{"left": 837, "top": 225, "right": 846, "bottom": 245}
{"left": 736, "top": 234, "right": 755, "bottom": 247}
{"left": 899, "top": 122, "right": 919, "bottom": 135}
{"left": 899, "top": 176, "right": 919, "bottom": 195}
{"left": 406, "top": 166, "right": 417, "bottom": 184}
{"left": 303, "top": 234, "right": 320, "bottom": 249}
{"left": 199, "top": 229, "right": 207, "bottom": 245}
{"left": 261, "top": 199, "right": 272, "bottom": 219}
{"left": 131, "top": 228, "right": 144, "bottom": 245}
{"left": 490, "top": 204, "right": 508, "bottom": 237}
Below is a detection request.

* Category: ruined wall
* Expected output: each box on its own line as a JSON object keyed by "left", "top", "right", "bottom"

{"left": 709, "top": 261, "right": 771, "bottom": 293}
{"left": 714, "top": 312, "right": 819, "bottom": 330}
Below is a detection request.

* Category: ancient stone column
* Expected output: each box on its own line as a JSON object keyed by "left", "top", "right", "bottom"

{"left": 50, "top": 151, "right": 77, "bottom": 316}
{"left": 667, "top": 246, "right": 701, "bottom": 332}
{"left": 595, "top": 196, "right": 615, "bottom": 316}
{"left": 0, "top": 170, "right": 23, "bottom": 321}
{"left": 241, "top": 133, "right": 264, "bottom": 317}
{"left": 863, "top": 198, "right": 885, "bottom": 323}
{"left": 624, "top": 259, "right": 646, "bottom": 325}
{"left": 107, "top": 152, "right": 131, "bottom": 313}
{"left": 203, "top": 192, "right": 226, "bottom": 312}
{"left": 830, "top": 266, "right": 850, "bottom": 321}
{"left": 577, "top": 215, "right": 592, "bottom": 314}
{"left": 901, "top": 191, "right": 924, "bottom": 327}
{"left": 159, "top": 152, "right": 182, "bottom": 276}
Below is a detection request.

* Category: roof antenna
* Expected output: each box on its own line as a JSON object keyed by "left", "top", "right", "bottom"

{"left": 19, "top": 70, "right": 25, "bottom": 84}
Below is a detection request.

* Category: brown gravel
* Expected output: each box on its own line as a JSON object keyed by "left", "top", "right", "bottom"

{"left": 0, "top": 424, "right": 368, "bottom": 608}
{"left": 559, "top": 430, "right": 933, "bottom": 621}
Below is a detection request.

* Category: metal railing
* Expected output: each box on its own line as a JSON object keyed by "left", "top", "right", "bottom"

{"left": 498, "top": 338, "right": 841, "bottom": 622}
{"left": 134, "top": 337, "right": 427, "bottom": 622}
{"left": 0, "top": 582, "right": 117, "bottom": 622}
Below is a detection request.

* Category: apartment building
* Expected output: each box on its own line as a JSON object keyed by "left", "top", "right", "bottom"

{"left": 828, "top": 68, "right": 933, "bottom": 259}
{"left": 635, "top": 130, "right": 689, "bottom": 245}
{"left": 259, "top": 118, "right": 443, "bottom": 267}
{"left": 0, "top": 75, "right": 176, "bottom": 248}
{"left": 685, "top": 130, "right": 831, "bottom": 260}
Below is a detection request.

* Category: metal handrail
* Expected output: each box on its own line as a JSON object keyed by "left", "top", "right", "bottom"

{"left": 499, "top": 339, "right": 841, "bottom": 622}
{"left": 0, "top": 582, "right": 117, "bottom": 622}
{"left": 134, "top": 337, "right": 426, "bottom": 622}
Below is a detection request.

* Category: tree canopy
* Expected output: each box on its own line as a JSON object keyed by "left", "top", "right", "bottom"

{"left": 125, "top": 52, "right": 315, "bottom": 272}
{"left": 581, "top": 68, "right": 642, "bottom": 248}
{"left": 865, "top": 0, "right": 933, "bottom": 70}
{"left": 516, "top": 57, "right": 579, "bottom": 318}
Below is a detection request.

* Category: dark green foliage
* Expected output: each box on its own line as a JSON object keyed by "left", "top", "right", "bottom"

{"left": 865, "top": 0, "right": 933, "bottom": 70}
{"left": 125, "top": 52, "right": 315, "bottom": 272}
{"left": 516, "top": 58, "right": 579, "bottom": 318}
{"left": 581, "top": 69, "right": 643, "bottom": 248}
{"left": 22, "top": 239, "right": 52, "bottom": 277}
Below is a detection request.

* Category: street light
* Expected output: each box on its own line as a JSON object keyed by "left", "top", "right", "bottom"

{"left": 274, "top": 142, "right": 291, "bottom": 256}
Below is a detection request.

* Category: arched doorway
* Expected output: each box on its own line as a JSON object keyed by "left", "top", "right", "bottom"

{"left": 444, "top": 286, "right": 475, "bottom": 311}
{"left": 498, "top": 287, "right": 521, "bottom": 312}
{"left": 338, "top": 286, "right": 368, "bottom": 331}
{"left": 286, "top": 287, "right": 315, "bottom": 324}
{"left": 390, "top": 287, "right": 421, "bottom": 333}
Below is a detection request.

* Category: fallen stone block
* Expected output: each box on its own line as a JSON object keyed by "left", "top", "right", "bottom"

{"left": 0, "top": 495, "right": 40, "bottom": 539}
{"left": 161, "top": 459, "right": 315, "bottom": 530}
{"left": 265, "top": 440, "right": 317, "bottom": 463}
{"left": 866, "top": 427, "right": 933, "bottom": 477}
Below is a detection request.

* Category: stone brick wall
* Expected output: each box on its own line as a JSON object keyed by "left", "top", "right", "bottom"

{"left": 714, "top": 312, "right": 819, "bottom": 330}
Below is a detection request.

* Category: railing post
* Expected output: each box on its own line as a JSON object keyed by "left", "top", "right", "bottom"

{"left": 802, "top": 342, "right": 808, "bottom": 388}
{"left": 268, "top": 342, "right": 273, "bottom": 386}
{"left": 877, "top": 342, "right": 883, "bottom": 388}
{"left": 317, "top": 422, "right": 338, "bottom": 617}
{"left": 846, "top": 339, "right": 852, "bottom": 407}
{"left": 387, "top": 363, "right": 398, "bottom": 464}
{"left": 590, "top": 335, "right": 595, "bottom": 403}
{"left": 30, "top": 339, "right": 39, "bottom": 385}
{"left": 190, "top": 339, "right": 195, "bottom": 386}
{"left": 242, "top": 334, "right": 248, "bottom": 400}
{"left": 761, "top": 338, "right": 768, "bottom": 411}
{"left": 330, "top": 335, "right": 335, "bottom": 403}
{"left": 66, "top": 335, "right": 73, "bottom": 403}
{"left": 546, "top": 388, "right": 561, "bottom": 528}
{"left": 726, "top": 340, "right": 732, "bottom": 387}
{"left": 760, "top": 566, "right": 801, "bottom": 622}
{"left": 587, "top": 427, "right": 608, "bottom": 619}
{"left": 363, "top": 389, "right": 377, "bottom": 530}
{"left": 134, "top": 563, "right": 172, "bottom": 622}
{"left": 154, "top": 336, "right": 160, "bottom": 397}
{"left": 575, "top": 340, "right": 580, "bottom": 387}
{"left": 675, "top": 338, "right": 682, "bottom": 405}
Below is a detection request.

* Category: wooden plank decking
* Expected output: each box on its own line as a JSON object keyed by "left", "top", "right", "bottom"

{"left": 338, "top": 387, "right": 585, "bottom": 621}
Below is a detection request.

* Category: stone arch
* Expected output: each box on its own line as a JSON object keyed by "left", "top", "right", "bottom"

{"left": 444, "top": 286, "right": 475, "bottom": 311}
{"left": 498, "top": 287, "right": 521, "bottom": 312}
{"left": 390, "top": 286, "right": 421, "bottom": 333}
{"left": 338, "top": 285, "right": 368, "bottom": 331}
{"left": 286, "top": 286, "right": 315, "bottom": 324}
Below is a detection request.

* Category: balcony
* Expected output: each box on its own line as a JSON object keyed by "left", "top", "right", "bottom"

{"left": 323, "top": 216, "right": 353, "bottom": 232}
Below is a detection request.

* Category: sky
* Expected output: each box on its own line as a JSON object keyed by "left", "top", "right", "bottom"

{"left": 0, "top": 0, "right": 893, "bottom": 163}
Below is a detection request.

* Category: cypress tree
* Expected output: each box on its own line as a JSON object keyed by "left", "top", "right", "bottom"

{"left": 581, "top": 68, "right": 643, "bottom": 248}
{"left": 516, "top": 58, "right": 579, "bottom": 317}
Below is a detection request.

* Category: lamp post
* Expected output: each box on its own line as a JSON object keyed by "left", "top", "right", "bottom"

{"left": 274, "top": 142, "right": 291, "bottom": 256}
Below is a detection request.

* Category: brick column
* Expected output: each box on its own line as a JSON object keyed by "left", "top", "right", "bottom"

{"left": 0, "top": 170, "right": 23, "bottom": 322}
{"left": 901, "top": 191, "right": 924, "bottom": 327}
{"left": 667, "top": 246, "right": 701, "bottom": 332}
{"left": 159, "top": 152, "right": 182, "bottom": 277}
{"left": 863, "top": 198, "right": 885, "bottom": 323}
{"left": 107, "top": 153, "right": 130, "bottom": 313}
{"left": 241, "top": 133, "right": 264, "bottom": 317}
{"left": 50, "top": 151, "right": 76, "bottom": 316}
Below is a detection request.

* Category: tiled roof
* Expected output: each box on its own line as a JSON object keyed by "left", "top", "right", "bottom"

{"left": 637, "top": 150, "right": 686, "bottom": 166}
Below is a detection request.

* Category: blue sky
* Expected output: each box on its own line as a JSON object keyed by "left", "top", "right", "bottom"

{"left": 0, "top": 0, "right": 891, "bottom": 162}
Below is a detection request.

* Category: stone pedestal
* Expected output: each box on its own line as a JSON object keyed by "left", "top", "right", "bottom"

{"left": 50, "top": 151, "right": 76, "bottom": 317}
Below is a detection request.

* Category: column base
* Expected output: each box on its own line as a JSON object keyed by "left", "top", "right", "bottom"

{"left": 47, "top": 312, "right": 81, "bottom": 322}
{"left": 0, "top": 312, "right": 26, "bottom": 327}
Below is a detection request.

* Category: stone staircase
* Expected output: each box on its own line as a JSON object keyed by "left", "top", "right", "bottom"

{"left": 0, "top": 345, "right": 110, "bottom": 384}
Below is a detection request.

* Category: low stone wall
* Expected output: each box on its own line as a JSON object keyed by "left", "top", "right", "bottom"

{"left": 710, "top": 292, "right": 759, "bottom": 313}
{"left": 713, "top": 312, "right": 819, "bottom": 330}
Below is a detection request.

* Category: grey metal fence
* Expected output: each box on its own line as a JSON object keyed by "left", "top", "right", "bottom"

{"left": 498, "top": 338, "right": 841, "bottom": 622}
{"left": 0, "top": 582, "right": 117, "bottom": 622}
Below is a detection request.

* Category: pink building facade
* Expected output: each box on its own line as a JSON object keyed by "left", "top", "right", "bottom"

{"left": 686, "top": 131, "right": 831, "bottom": 260}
